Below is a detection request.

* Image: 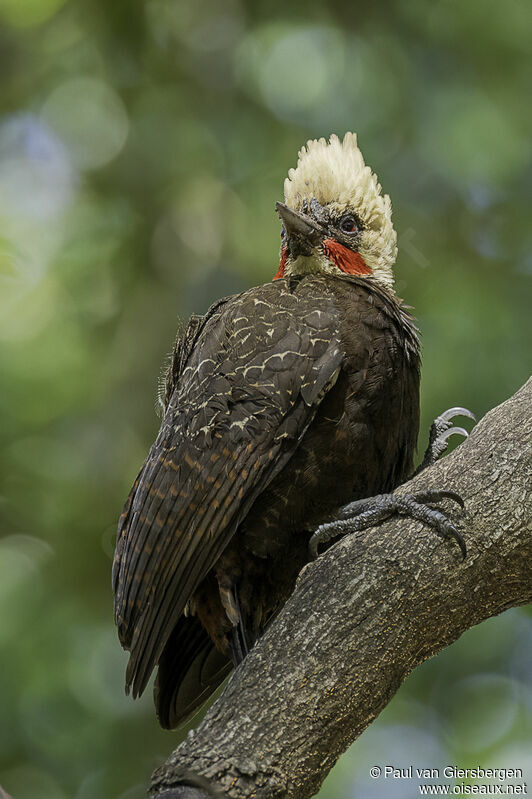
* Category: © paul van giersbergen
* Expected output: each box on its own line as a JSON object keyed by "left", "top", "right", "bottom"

{"left": 113, "top": 133, "right": 471, "bottom": 729}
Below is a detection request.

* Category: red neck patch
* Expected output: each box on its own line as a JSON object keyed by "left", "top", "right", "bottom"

{"left": 323, "top": 238, "right": 372, "bottom": 276}
{"left": 274, "top": 245, "right": 288, "bottom": 280}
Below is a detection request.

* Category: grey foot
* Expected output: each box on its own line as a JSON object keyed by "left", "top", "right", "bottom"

{"left": 309, "top": 490, "right": 466, "bottom": 560}
{"left": 416, "top": 406, "right": 476, "bottom": 475}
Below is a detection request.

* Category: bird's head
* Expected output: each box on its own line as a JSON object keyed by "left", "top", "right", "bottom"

{"left": 275, "top": 132, "right": 397, "bottom": 290}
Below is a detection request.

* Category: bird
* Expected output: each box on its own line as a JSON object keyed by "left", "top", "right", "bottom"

{"left": 113, "top": 132, "right": 472, "bottom": 729}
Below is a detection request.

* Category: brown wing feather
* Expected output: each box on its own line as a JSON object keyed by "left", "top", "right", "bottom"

{"left": 113, "top": 278, "right": 344, "bottom": 698}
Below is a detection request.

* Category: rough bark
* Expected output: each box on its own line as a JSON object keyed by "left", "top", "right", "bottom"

{"left": 150, "top": 378, "right": 532, "bottom": 799}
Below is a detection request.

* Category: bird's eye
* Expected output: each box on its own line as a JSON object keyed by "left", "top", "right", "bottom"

{"left": 339, "top": 215, "right": 359, "bottom": 234}
{"left": 281, "top": 227, "right": 286, "bottom": 240}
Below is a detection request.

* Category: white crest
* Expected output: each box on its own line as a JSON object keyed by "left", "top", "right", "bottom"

{"left": 283, "top": 133, "right": 397, "bottom": 288}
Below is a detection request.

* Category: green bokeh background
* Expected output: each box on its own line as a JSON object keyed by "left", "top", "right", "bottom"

{"left": 0, "top": 1, "right": 531, "bottom": 797}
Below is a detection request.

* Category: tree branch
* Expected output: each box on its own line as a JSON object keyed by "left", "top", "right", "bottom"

{"left": 150, "top": 378, "right": 532, "bottom": 799}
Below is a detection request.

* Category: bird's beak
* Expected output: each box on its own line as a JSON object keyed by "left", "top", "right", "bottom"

{"left": 276, "top": 202, "right": 323, "bottom": 256}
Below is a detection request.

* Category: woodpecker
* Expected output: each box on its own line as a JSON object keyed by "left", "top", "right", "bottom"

{"left": 113, "top": 133, "right": 472, "bottom": 729}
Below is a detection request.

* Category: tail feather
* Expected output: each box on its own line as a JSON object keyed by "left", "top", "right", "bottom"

{"left": 154, "top": 615, "right": 232, "bottom": 729}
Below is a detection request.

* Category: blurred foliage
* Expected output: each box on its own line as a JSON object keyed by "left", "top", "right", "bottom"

{"left": 0, "top": 0, "right": 530, "bottom": 797}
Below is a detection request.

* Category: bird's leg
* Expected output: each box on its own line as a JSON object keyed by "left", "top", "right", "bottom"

{"left": 309, "top": 490, "right": 467, "bottom": 561}
{"left": 414, "top": 406, "right": 476, "bottom": 476}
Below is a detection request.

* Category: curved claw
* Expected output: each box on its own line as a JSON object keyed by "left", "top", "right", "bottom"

{"left": 441, "top": 490, "right": 465, "bottom": 510}
{"left": 437, "top": 407, "right": 477, "bottom": 425}
{"left": 439, "top": 518, "right": 467, "bottom": 560}
{"left": 416, "top": 407, "right": 476, "bottom": 475}
{"left": 440, "top": 426, "right": 469, "bottom": 442}
{"left": 404, "top": 500, "right": 467, "bottom": 559}
{"left": 308, "top": 532, "right": 320, "bottom": 559}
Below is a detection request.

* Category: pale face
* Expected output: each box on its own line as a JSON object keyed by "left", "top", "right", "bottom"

{"left": 275, "top": 197, "right": 374, "bottom": 282}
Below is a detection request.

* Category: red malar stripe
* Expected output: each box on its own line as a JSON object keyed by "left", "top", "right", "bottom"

{"left": 274, "top": 245, "right": 288, "bottom": 280}
{"left": 323, "top": 238, "right": 372, "bottom": 276}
